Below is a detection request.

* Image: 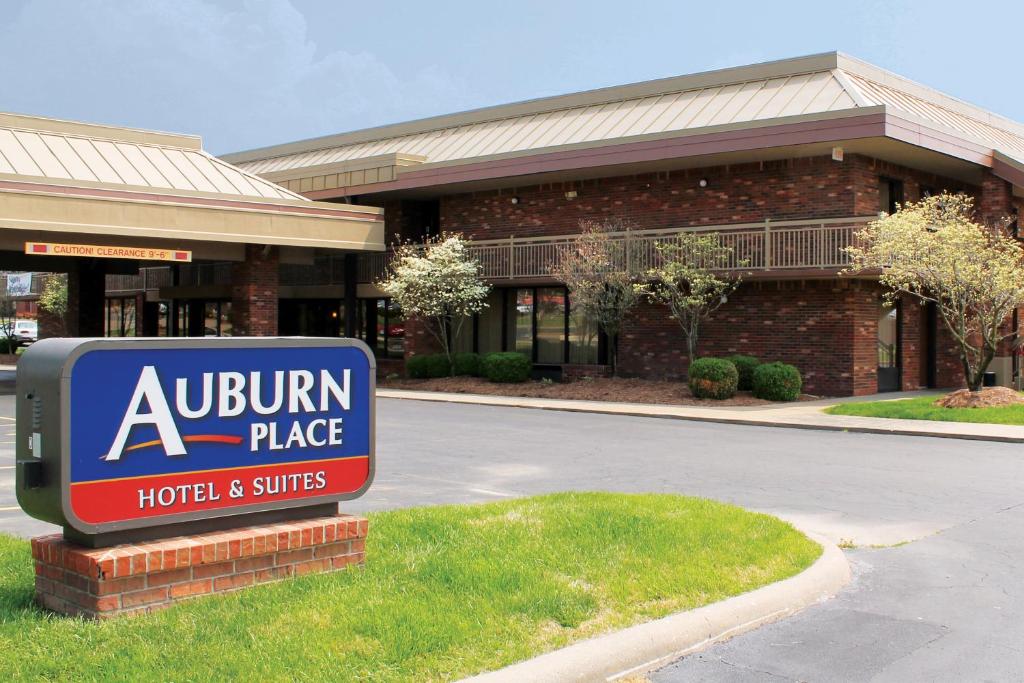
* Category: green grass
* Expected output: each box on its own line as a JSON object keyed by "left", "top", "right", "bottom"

{"left": 0, "top": 492, "right": 819, "bottom": 682}
{"left": 826, "top": 393, "right": 1024, "bottom": 425}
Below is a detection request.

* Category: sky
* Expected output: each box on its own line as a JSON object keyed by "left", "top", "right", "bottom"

{"left": 2, "top": 0, "right": 1022, "bottom": 155}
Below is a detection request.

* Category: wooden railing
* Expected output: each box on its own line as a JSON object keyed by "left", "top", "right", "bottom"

{"left": 361, "top": 216, "right": 874, "bottom": 283}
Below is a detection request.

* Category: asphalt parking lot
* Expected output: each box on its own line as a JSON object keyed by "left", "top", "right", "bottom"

{"left": 2, "top": 382, "right": 1024, "bottom": 680}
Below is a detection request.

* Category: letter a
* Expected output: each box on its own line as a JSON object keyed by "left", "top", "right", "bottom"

{"left": 104, "top": 366, "right": 186, "bottom": 461}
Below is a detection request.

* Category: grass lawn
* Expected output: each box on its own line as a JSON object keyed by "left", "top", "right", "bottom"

{"left": 826, "top": 394, "right": 1024, "bottom": 425}
{"left": 0, "top": 492, "right": 819, "bottom": 682}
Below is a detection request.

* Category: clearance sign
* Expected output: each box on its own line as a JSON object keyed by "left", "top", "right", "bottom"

{"left": 15, "top": 338, "right": 374, "bottom": 538}
{"left": 25, "top": 241, "right": 192, "bottom": 262}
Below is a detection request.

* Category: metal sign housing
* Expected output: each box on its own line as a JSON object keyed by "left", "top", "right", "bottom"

{"left": 16, "top": 337, "right": 375, "bottom": 545}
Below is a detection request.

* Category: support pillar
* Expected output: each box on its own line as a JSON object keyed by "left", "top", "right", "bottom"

{"left": 343, "top": 253, "right": 358, "bottom": 339}
{"left": 67, "top": 260, "right": 106, "bottom": 337}
{"left": 230, "top": 245, "right": 279, "bottom": 336}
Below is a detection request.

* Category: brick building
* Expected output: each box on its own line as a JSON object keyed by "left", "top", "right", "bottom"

{"left": 16, "top": 52, "right": 1024, "bottom": 397}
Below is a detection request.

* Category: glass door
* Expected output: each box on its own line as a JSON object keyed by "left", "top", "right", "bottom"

{"left": 877, "top": 301, "right": 901, "bottom": 392}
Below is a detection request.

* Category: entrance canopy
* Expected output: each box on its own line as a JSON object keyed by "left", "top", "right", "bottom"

{"left": 0, "top": 112, "right": 384, "bottom": 264}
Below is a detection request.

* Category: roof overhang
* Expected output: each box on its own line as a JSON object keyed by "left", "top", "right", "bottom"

{"left": 0, "top": 177, "right": 385, "bottom": 252}
{"left": 286, "top": 107, "right": 1020, "bottom": 200}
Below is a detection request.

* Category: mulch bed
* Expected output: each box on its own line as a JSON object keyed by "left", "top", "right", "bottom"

{"left": 379, "top": 376, "right": 817, "bottom": 406}
{"left": 935, "top": 387, "right": 1024, "bottom": 408}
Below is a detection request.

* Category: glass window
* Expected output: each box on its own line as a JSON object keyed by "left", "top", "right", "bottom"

{"left": 122, "top": 298, "right": 136, "bottom": 336}
{"left": 569, "top": 295, "right": 599, "bottom": 364}
{"left": 507, "top": 288, "right": 533, "bottom": 356}
{"left": 878, "top": 303, "right": 898, "bottom": 368}
{"left": 219, "top": 301, "right": 232, "bottom": 337}
{"left": 536, "top": 287, "right": 566, "bottom": 364}
{"left": 204, "top": 302, "right": 219, "bottom": 336}
{"left": 477, "top": 290, "right": 503, "bottom": 354}
{"left": 387, "top": 300, "right": 405, "bottom": 357}
{"left": 107, "top": 299, "right": 122, "bottom": 337}
{"left": 157, "top": 302, "right": 170, "bottom": 337}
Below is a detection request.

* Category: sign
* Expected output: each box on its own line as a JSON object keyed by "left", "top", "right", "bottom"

{"left": 15, "top": 338, "right": 374, "bottom": 539}
{"left": 25, "top": 242, "right": 192, "bottom": 262}
{"left": 6, "top": 272, "right": 31, "bottom": 297}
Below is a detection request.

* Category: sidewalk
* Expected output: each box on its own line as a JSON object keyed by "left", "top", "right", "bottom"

{"left": 376, "top": 388, "right": 1024, "bottom": 443}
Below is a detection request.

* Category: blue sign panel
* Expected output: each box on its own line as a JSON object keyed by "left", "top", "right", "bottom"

{"left": 59, "top": 339, "right": 374, "bottom": 530}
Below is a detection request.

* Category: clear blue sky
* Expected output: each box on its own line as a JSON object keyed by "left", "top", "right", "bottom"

{"left": 2, "top": 0, "right": 1021, "bottom": 155}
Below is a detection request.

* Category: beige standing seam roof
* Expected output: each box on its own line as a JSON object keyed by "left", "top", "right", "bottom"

{"left": 223, "top": 52, "right": 1024, "bottom": 188}
{"left": 0, "top": 113, "right": 384, "bottom": 252}
{"left": 0, "top": 112, "right": 301, "bottom": 200}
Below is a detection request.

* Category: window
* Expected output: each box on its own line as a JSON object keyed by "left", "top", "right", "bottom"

{"left": 457, "top": 287, "right": 603, "bottom": 365}
{"left": 879, "top": 177, "right": 904, "bottom": 214}
{"left": 363, "top": 298, "right": 404, "bottom": 358}
{"left": 535, "top": 287, "right": 566, "bottom": 364}
{"left": 104, "top": 297, "right": 137, "bottom": 337}
{"left": 203, "top": 301, "right": 232, "bottom": 336}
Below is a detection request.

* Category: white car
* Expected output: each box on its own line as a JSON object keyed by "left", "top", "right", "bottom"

{"left": 13, "top": 320, "right": 37, "bottom": 345}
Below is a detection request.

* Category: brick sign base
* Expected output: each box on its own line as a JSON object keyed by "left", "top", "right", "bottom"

{"left": 31, "top": 514, "right": 368, "bottom": 619}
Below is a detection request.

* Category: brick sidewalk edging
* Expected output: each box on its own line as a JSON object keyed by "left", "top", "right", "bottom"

{"left": 31, "top": 514, "right": 368, "bottom": 619}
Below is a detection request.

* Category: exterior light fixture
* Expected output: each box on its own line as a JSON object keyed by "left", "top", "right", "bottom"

{"left": 510, "top": 197, "right": 520, "bottom": 205}
{"left": 565, "top": 190, "right": 578, "bottom": 199}
{"left": 698, "top": 178, "right": 708, "bottom": 188}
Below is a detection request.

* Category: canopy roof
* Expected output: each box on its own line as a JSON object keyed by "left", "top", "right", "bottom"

{"left": 224, "top": 52, "right": 1024, "bottom": 196}
{"left": 0, "top": 113, "right": 383, "bottom": 255}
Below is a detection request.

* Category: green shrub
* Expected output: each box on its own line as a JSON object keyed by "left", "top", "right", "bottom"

{"left": 752, "top": 362, "right": 802, "bottom": 401}
{"left": 724, "top": 354, "right": 760, "bottom": 391}
{"left": 451, "top": 352, "right": 482, "bottom": 377}
{"left": 406, "top": 353, "right": 451, "bottom": 379}
{"left": 0, "top": 337, "right": 17, "bottom": 354}
{"left": 14, "top": 346, "right": 26, "bottom": 356}
{"left": 481, "top": 352, "right": 531, "bottom": 383}
{"left": 688, "top": 357, "right": 738, "bottom": 400}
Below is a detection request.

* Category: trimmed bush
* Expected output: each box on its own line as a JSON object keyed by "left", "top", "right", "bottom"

{"left": 451, "top": 352, "right": 482, "bottom": 377}
{"left": 752, "top": 362, "right": 802, "bottom": 401}
{"left": 687, "top": 357, "right": 738, "bottom": 400}
{"left": 481, "top": 352, "right": 531, "bottom": 383}
{"left": 0, "top": 337, "right": 17, "bottom": 354}
{"left": 724, "top": 354, "right": 760, "bottom": 391}
{"left": 406, "top": 353, "right": 451, "bottom": 379}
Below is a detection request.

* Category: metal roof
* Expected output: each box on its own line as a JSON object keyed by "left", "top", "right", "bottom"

{"left": 0, "top": 112, "right": 303, "bottom": 201}
{"left": 225, "top": 52, "right": 1024, "bottom": 182}
{"left": 0, "top": 113, "right": 385, "bottom": 253}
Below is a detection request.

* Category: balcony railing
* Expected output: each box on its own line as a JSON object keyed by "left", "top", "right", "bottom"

{"left": 360, "top": 216, "right": 875, "bottom": 284}
{"left": 90, "top": 215, "right": 873, "bottom": 296}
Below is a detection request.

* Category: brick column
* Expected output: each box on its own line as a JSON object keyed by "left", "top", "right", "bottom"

{"left": 67, "top": 261, "right": 106, "bottom": 337}
{"left": 980, "top": 170, "right": 1013, "bottom": 227}
{"left": 231, "top": 245, "right": 279, "bottom": 336}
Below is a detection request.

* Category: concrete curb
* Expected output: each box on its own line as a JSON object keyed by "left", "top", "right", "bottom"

{"left": 377, "top": 390, "right": 1024, "bottom": 444}
{"left": 461, "top": 534, "right": 850, "bottom": 683}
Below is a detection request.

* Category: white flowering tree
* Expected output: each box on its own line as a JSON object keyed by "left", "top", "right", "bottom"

{"left": 845, "top": 193, "right": 1024, "bottom": 392}
{"left": 643, "top": 233, "right": 743, "bottom": 365}
{"left": 551, "top": 219, "right": 643, "bottom": 374}
{"left": 379, "top": 233, "right": 490, "bottom": 369}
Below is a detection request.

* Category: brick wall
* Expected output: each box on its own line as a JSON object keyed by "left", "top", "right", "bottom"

{"left": 32, "top": 515, "right": 367, "bottom": 620}
{"left": 441, "top": 155, "right": 861, "bottom": 240}
{"left": 231, "top": 244, "right": 279, "bottom": 336}
{"left": 618, "top": 280, "right": 883, "bottom": 396}
{"left": 850, "top": 155, "right": 978, "bottom": 215}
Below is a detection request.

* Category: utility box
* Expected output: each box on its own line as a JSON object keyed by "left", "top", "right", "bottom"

{"left": 16, "top": 337, "right": 375, "bottom": 547}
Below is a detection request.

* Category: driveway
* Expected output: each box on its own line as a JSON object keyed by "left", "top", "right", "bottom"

{"left": 2, "top": 395, "right": 1023, "bottom": 680}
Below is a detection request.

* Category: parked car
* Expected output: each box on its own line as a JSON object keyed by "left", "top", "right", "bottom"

{"left": 13, "top": 320, "right": 37, "bottom": 345}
